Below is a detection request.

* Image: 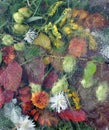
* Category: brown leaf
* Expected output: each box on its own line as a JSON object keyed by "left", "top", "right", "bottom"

{"left": 43, "top": 71, "right": 58, "bottom": 88}
{"left": 38, "top": 111, "right": 58, "bottom": 126}
{"left": 24, "top": 59, "right": 45, "bottom": 84}
{"left": 0, "top": 61, "right": 22, "bottom": 91}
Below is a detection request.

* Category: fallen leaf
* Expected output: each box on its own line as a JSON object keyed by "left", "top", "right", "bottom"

{"left": 43, "top": 71, "right": 58, "bottom": 88}
{"left": 0, "top": 61, "right": 22, "bottom": 91}
{"left": 24, "top": 58, "right": 45, "bottom": 84}
{"left": 59, "top": 109, "right": 86, "bottom": 122}
{"left": 38, "top": 111, "right": 58, "bottom": 126}
{"left": 33, "top": 33, "right": 51, "bottom": 50}
{"left": 3, "top": 90, "right": 14, "bottom": 102}
{"left": 19, "top": 86, "right": 31, "bottom": 95}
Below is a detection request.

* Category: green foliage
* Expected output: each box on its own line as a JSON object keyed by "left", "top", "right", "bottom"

{"left": 24, "top": 45, "right": 45, "bottom": 60}
{"left": 83, "top": 61, "right": 97, "bottom": 81}
{"left": 81, "top": 61, "right": 97, "bottom": 88}
{"left": 75, "top": 122, "right": 94, "bottom": 130}
{"left": 0, "top": 51, "right": 2, "bottom": 64}
{"left": 0, "top": 115, "right": 15, "bottom": 130}
{"left": 72, "top": 0, "right": 89, "bottom": 9}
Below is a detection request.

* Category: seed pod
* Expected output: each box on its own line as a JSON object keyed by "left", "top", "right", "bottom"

{"left": 14, "top": 42, "right": 25, "bottom": 51}
{"left": 18, "top": 7, "right": 32, "bottom": 18}
{"left": 2, "top": 34, "right": 14, "bottom": 46}
{"left": 62, "top": 55, "right": 77, "bottom": 73}
{"left": 13, "top": 24, "right": 29, "bottom": 35}
{"left": 96, "top": 82, "right": 109, "bottom": 102}
{"left": 13, "top": 12, "right": 24, "bottom": 24}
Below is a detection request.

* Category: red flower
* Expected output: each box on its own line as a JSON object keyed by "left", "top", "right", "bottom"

{"left": 31, "top": 91, "right": 49, "bottom": 109}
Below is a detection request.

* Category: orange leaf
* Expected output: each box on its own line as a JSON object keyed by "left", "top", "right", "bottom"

{"left": 38, "top": 111, "right": 58, "bottom": 126}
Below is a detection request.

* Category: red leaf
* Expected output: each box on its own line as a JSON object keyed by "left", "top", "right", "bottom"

{"left": 19, "top": 86, "right": 31, "bottom": 95}
{"left": 0, "top": 61, "right": 22, "bottom": 91}
{"left": 38, "top": 111, "right": 58, "bottom": 126}
{"left": 21, "top": 101, "right": 33, "bottom": 115}
{"left": 2, "top": 46, "right": 15, "bottom": 64}
{"left": 24, "top": 59, "right": 45, "bottom": 84}
{"left": 43, "top": 71, "right": 58, "bottom": 88}
{"left": 3, "top": 90, "right": 14, "bottom": 102}
{"left": 0, "top": 93, "right": 5, "bottom": 108}
{"left": 0, "top": 87, "right": 5, "bottom": 108}
{"left": 59, "top": 109, "right": 86, "bottom": 122}
{"left": 19, "top": 93, "right": 31, "bottom": 103}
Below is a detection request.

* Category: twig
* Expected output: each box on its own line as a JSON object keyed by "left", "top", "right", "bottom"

{"left": 26, "top": 0, "right": 31, "bottom": 7}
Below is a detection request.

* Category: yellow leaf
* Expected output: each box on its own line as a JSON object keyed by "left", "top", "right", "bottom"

{"left": 33, "top": 33, "right": 51, "bottom": 50}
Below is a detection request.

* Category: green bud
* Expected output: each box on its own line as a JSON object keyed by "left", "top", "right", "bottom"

{"left": 14, "top": 42, "right": 25, "bottom": 51}
{"left": 2, "top": 34, "right": 14, "bottom": 46}
{"left": 13, "top": 12, "right": 24, "bottom": 24}
{"left": 29, "top": 82, "right": 41, "bottom": 93}
{"left": 51, "top": 76, "right": 68, "bottom": 95}
{"left": 96, "top": 82, "right": 109, "bottom": 102}
{"left": 13, "top": 24, "right": 29, "bottom": 35}
{"left": 63, "top": 55, "right": 76, "bottom": 73}
{"left": 18, "top": 7, "right": 32, "bottom": 18}
{"left": 81, "top": 78, "right": 95, "bottom": 88}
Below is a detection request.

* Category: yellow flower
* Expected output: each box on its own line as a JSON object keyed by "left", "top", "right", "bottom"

{"left": 63, "top": 26, "right": 72, "bottom": 35}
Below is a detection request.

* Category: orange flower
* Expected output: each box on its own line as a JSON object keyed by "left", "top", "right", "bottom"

{"left": 68, "top": 38, "right": 87, "bottom": 58}
{"left": 31, "top": 91, "right": 49, "bottom": 109}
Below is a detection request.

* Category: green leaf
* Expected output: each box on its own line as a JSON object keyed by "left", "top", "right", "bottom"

{"left": 84, "top": 61, "right": 97, "bottom": 81}
{"left": 27, "top": 16, "right": 44, "bottom": 23}
{"left": 24, "top": 45, "right": 45, "bottom": 60}
{"left": 0, "top": 115, "right": 15, "bottom": 130}
{"left": 0, "top": 51, "right": 2, "bottom": 64}
{"left": 72, "top": 0, "right": 89, "bottom": 9}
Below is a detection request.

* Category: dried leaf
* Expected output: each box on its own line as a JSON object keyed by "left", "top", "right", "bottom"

{"left": 0, "top": 90, "right": 5, "bottom": 108}
{"left": 3, "top": 90, "right": 14, "bottom": 102}
{"left": 19, "top": 93, "right": 31, "bottom": 103}
{"left": 59, "top": 109, "right": 86, "bottom": 122}
{"left": 24, "top": 45, "right": 45, "bottom": 60}
{"left": 43, "top": 71, "right": 58, "bottom": 88}
{"left": 19, "top": 86, "right": 31, "bottom": 95}
{"left": 0, "top": 61, "right": 22, "bottom": 91}
{"left": 24, "top": 59, "right": 45, "bottom": 84}
{"left": 38, "top": 111, "right": 58, "bottom": 126}
{"left": 68, "top": 38, "right": 87, "bottom": 58}
{"left": 50, "top": 55, "right": 63, "bottom": 71}
{"left": 33, "top": 33, "right": 51, "bottom": 50}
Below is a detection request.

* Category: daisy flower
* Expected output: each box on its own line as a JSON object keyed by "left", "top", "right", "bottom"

{"left": 24, "top": 29, "right": 37, "bottom": 44}
{"left": 49, "top": 92, "right": 68, "bottom": 113}
{"left": 16, "top": 116, "right": 35, "bottom": 130}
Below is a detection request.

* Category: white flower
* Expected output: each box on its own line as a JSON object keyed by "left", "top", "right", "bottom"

{"left": 24, "top": 29, "right": 37, "bottom": 44}
{"left": 16, "top": 116, "right": 35, "bottom": 130}
{"left": 49, "top": 92, "right": 68, "bottom": 113}
{"left": 100, "top": 45, "right": 109, "bottom": 59}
